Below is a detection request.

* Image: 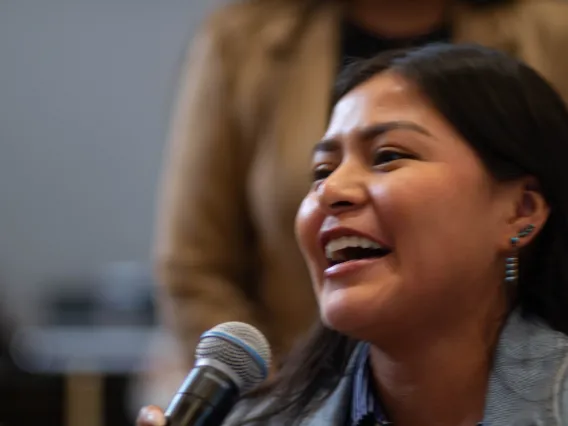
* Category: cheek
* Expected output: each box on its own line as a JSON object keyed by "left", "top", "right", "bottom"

{"left": 373, "top": 164, "right": 490, "bottom": 231}
{"left": 295, "top": 195, "right": 323, "bottom": 264}
{"left": 371, "top": 165, "right": 495, "bottom": 282}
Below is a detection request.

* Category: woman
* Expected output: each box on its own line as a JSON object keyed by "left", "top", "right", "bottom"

{"left": 153, "top": 0, "right": 568, "bottom": 392}
{"left": 141, "top": 44, "right": 568, "bottom": 425}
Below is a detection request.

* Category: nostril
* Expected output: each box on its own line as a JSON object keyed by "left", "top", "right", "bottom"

{"left": 331, "top": 200, "right": 354, "bottom": 208}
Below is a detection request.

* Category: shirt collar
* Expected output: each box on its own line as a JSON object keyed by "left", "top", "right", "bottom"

{"left": 351, "top": 343, "right": 486, "bottom": 426}
{"left": 351, "top": 343, "right": 392, "bottom": 426}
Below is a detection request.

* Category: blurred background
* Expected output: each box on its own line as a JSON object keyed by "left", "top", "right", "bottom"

{"left": 3, "top": 1, "right": 568, "bottom": 425}
{"left": 0, "top": 1, "right": 224, "bottom": 425}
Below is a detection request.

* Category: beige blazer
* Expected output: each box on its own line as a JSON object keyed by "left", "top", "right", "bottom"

{"left": 154, "top": 0, "right": 568, "bottom": 368}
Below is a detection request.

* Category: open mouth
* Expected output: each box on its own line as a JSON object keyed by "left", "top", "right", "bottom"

{"left": 325, "top": 236, "right": 392, "bottom": 267}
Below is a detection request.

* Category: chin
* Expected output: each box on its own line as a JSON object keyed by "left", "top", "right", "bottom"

{"left": 319, "top": 290, "right": 376, "bottom": 337}
{"left": 318, "top": 284, "right": 410, "bottom": 343}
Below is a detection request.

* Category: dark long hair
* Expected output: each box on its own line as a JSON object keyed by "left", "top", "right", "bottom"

{"left": 242, "top": 44, "right": 568, "bottom": 424}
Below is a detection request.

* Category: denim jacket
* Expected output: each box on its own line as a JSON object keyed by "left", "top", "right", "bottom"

{"left": 224, "top": 311, "right": 568, "bottom": 426}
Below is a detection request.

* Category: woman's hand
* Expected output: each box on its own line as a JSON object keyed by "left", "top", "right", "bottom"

{"left": 136, "top": 406, "right": 167, "bottom": 426}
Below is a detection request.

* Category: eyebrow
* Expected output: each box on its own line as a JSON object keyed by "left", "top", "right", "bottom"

{"left": 312, "top": 121, "right": 432, "bottom": 154}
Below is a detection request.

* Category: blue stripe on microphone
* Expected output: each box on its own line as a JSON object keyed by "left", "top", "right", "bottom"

{"left": 200, "top": 330, "right": 269, "bottom": 378}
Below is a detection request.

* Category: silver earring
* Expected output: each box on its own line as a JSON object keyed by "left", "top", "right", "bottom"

{"left": 505, "top": 224, "right": 535, "bottom": 284}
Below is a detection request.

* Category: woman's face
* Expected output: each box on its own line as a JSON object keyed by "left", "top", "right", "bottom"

{"left": 296, "top": 72, "right": 518, "bottom": 344}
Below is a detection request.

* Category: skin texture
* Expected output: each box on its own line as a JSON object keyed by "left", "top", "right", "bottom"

{"left": 294, "top": 71, "right": 549, "bottom": 425}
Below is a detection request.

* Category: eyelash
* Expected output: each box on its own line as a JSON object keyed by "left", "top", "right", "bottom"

{"left": 311, "top": 149, "right": 415, "bottom": 183}
{"left": 312, "top": 167, "right": 333, "bottom": 182}
{"left": 373, "top": 149, "right": 414, "bottom": 165}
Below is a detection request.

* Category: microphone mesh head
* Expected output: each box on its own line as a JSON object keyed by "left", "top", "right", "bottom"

{"left": 196, "top": 322, "right": 271, "bottom": 393}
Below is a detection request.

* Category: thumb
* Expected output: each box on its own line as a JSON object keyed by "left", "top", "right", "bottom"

{"left": 136, "top": 406, "right": 167, "bottom": 426}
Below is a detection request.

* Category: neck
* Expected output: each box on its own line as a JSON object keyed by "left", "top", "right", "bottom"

{"left": 368, "top": 308, "right": 506, "bottom": 426}
{"left": 346, "top": 0, "right": 451, "bottom": 39}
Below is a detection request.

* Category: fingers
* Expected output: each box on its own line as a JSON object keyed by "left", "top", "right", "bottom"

{"left": 136, "top": 405, "right": 167, "bottom": 426}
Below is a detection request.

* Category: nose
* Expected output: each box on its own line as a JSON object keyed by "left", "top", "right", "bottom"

{"left": 316, "top": 163, "right": 368, "bottom": 215}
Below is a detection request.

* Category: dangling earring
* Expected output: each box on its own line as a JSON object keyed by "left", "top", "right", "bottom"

{"left": 505, "top": 224, "right": 535, "bottom": 284}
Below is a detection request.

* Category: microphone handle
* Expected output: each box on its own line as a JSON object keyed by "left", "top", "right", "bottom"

{"left": 165, "top": 365, "right": 239, "bottom": 426}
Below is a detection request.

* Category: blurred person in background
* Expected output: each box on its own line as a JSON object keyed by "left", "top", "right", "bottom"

{"left": 143, "top": 0, "right": 568, "bottom": 408}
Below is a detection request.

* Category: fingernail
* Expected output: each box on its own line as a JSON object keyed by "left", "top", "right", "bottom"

{"left": 141, "top": 407, "right": 166, "bottom": 426}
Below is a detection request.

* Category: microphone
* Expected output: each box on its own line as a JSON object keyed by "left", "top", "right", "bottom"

{"left": 164, "top": 322, "right": 272, "bottom": 426}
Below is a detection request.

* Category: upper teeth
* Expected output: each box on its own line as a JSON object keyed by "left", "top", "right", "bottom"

{"left": 325, "top": 236, "right": 383, "bottom": 260}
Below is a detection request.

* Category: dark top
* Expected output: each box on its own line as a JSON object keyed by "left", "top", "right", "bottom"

{"left": 340, "top": 18, "right": 452, "bottom": 71}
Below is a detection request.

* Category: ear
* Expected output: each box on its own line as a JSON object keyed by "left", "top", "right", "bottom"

{"left": 499, "top": 177, "right": 550, "bottom": 251}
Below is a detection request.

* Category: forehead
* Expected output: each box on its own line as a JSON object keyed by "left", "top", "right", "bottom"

{"left": 326, "top": 72, "right": 437, "bottom": 138}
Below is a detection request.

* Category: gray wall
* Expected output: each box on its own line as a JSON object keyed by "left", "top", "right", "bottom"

{"left": 0, "top": 0, "right": 223, "bottom": 326}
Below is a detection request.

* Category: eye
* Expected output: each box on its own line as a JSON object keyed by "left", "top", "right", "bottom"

{"left": 373, "top": 149, "right": 415, "bottom": 166}
{"left": 312, "top": 164, "right": 334, "bottom": 182}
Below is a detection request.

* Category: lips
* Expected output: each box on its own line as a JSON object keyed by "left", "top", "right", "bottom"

{"left": 319, "top": 227, "right": 392, "bottom": 270}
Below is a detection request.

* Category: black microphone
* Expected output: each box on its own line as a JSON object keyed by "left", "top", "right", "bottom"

{"left": 164, "top": 322, "right": 272, "bottom": 426}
